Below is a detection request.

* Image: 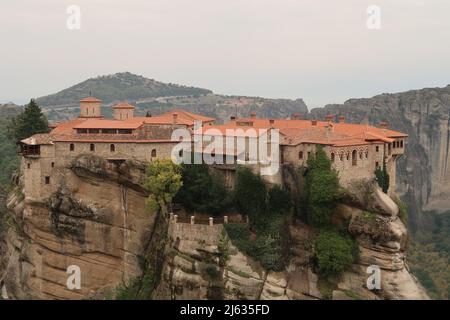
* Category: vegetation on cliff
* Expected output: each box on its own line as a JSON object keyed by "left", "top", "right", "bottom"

{"left": 0, "top": 119, "right": 19, "bottom": 186}
{"left": 175, "top": 164, "right": 231, "bottom": 215}
{"left": 144, "top": 159, "right": 183, "bottom": 212}
{"left": 374, "top": 160, "right": 390, "bottom": 194}
{"left": 304, "top": 147, "right": 340, "bottom": 228}
{"left": 223, "top": 166, "right": 292, "bottom": 271}
{"left": 408, "top": 211, "right": 450, "bottom": 299}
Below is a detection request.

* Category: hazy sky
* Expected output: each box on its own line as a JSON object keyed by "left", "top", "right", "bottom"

{"left": 1, "top": 0, "right": 450, "bottom": 107}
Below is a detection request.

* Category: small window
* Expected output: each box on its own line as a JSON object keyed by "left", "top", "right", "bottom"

{"left": 27, "top": 163, "right": 31, "bottom": 169}
{"left": 179, "top": 149, "right": 183, "bottom": 158}
{"left": 151, "top": 149, "right": 157, "bottom": 158}
{"left": 365, "top": 151, "right": 369, "bottom": 159}
{"left": 110, "top": 144, "right": 115, "bottom": 152}
{"left": 339, "top": 153, "right": 343, "bottom": 161}
{"left": 70, "top": 143, "right": 75, "bottom": 152}
{"left": 346, "top": 153, "right": 350, "bottom": 161}
{"left": 359, "top": 152, "right": 363, "bottom": 160}
{"left": 352, "top": 150, "right": 357, "bottom": 166}
{"left": 375, "top": 162, "right": 379, "bottom": 169}
{"left": 331, "top": 153, "right": 335, "bottom": 162}
{"left": 299, "top": 151, "right": 303, "bottom": 159}
{"left": 90, "top": 144, "right": 95, "bottom": 152}
{"left": 400, "top": 140, "right": 404, "bottom": 148}
{"left": 51, "top": 162, "right": 55, "bottom": 168}
{"left": 45, "top": 176, "right": 50, "bottom": 185}
{"left": 376, "top": 146, "right": 379, "bottom": 152}
{"left": 307, "top": 151, "right": 311, "bottom": 159}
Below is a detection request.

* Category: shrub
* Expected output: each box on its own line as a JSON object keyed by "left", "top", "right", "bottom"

{"left": 204, "top": 264, "right": 221, "bottom": 279}
{"left": 314, "top": 230, "right": 355, "bottom": 277}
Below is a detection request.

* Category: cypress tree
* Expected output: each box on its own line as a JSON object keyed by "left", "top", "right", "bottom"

{"left": 9, "top": 99, "right": 49, "bottom": 142}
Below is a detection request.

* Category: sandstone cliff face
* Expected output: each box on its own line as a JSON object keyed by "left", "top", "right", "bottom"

{"left": 0, "top": 157, "right": 428, "bottom": 300}
{"left": 152, "top": 184, "right": 428, "bottom": 300}
{"left": 0, "top": 157, "right": 156, "bottom": 299}
{"left": 309, "top": 86, "right": 450, "bottom": 230}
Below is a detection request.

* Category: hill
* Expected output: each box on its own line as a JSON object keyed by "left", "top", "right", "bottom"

{"left": 33, "top": 72, "right": 308, "bottom": 121}
{"left": 36, "top": 72, "right": 212, "bottom": 108}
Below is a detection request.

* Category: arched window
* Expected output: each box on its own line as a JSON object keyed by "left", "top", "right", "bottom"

{"left": 365, "top": 151, "right": 369, "bottom": 158}
{"left": 90, "top": 144, "right": 95, "bottom": 152}
{"left": 110, "top": 144, "right": 115, "bottom": 152}
{"left": 359, "top": 152, "right": 363, "bottom": 160}
{"left": 339, "top": 153, "right": 343, "bottom": 161}
{"left": 179, "top": 149, "right": 183, "bottom": 158}
{"left": 299, "top": 151, "right": 303, "bottom": 160}
{"left": 330, "top": 153, "right": 335, "bottom": 162}
{"left": 70, "top": 143, "right": 75, "bottom": 152}
{"left": 151, "top": 149, "right": 157, "bottom": 158}
{"left": 352, "top": 150, "right": 357, "bottom": 166}
{"left": 346, "top": 153, "right": 350, "bottom": 161}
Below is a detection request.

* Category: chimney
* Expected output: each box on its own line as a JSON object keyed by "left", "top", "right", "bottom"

{"left": 325, "top": 114, "right": 334, "bottom": 122}
{"left": 173, "top": 112, "right": 178, "bottom": 124}
{"left": 338, "top": 116, "right": 345, "bottom": 123}
{"left": 291, "top": 113, "right": 301, "bottom": 120}
{"left": 311, "top": 120, "right": 317, "bottom": 126}
{"left": 250, "top": 112, "right": 256, "bottom": 119}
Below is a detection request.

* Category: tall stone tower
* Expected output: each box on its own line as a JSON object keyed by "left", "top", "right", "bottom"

{"left": 79, "top": 97, "right": 102, "bottom": 118}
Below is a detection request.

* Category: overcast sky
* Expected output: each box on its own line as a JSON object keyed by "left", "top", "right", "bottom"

{"left": 1, "top": 0, "right": 449, "bottom": 107}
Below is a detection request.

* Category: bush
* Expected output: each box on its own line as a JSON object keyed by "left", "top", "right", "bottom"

{"left": 314, "top": 230, "right": 356, "bottom": 277}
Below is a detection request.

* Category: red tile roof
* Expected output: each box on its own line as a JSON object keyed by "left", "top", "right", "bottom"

{"left": 113, "top": 102, "right": 135, "bottom": 109}
{"left": 80, "top": 97, "right": 102, "bottom": 102}
{"left": 201, "top": 118, "right": 407, "bottom": 147}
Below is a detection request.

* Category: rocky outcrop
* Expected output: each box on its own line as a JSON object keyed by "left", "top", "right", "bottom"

{"left": 309, "top": 86, "right": 450, "bottom": 231}
{"left": 0, "top": 155, "right": 428, "bottom": 300}
{"left": 0, "top": 157, "right": 156, "bottom": 299}
{"left": 152, "top": 186, "right": 428, "bottom": 300}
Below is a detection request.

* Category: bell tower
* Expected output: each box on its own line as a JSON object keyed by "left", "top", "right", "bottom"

{"left": 79, "top": 97, "right": 102, "bottom": 118}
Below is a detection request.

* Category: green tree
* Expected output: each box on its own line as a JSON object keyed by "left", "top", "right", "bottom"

{"left": 175, "top": 164, "right": 231, "bottom": 215}
{"left": 9, "top": 99, "right": 49, "bottom": 142}
{"left": 268, "top": 185, "right": 292, "bottom": 215}
{"left": 144, "top": 159, "right": 182, "bottom": 212}
{"left": 305, "top": 147, "right": 339, "bottom": 227}
{"left": 234, "top": 166, "right": 268, "bottom": 226}
{"left": 374, "top": 160, "right": 390, "bottom": 193}
{"left": 315, "top": 230, "right": 355, "bottom": 277}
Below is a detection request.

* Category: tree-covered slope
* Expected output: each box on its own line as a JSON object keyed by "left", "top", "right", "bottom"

{"left": 36, "top": 72, "right": 212, "bottom": 107}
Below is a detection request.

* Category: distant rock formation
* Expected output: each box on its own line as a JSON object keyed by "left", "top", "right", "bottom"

{"left": 309, "top": 86, "right": 450, "bottom": 231}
